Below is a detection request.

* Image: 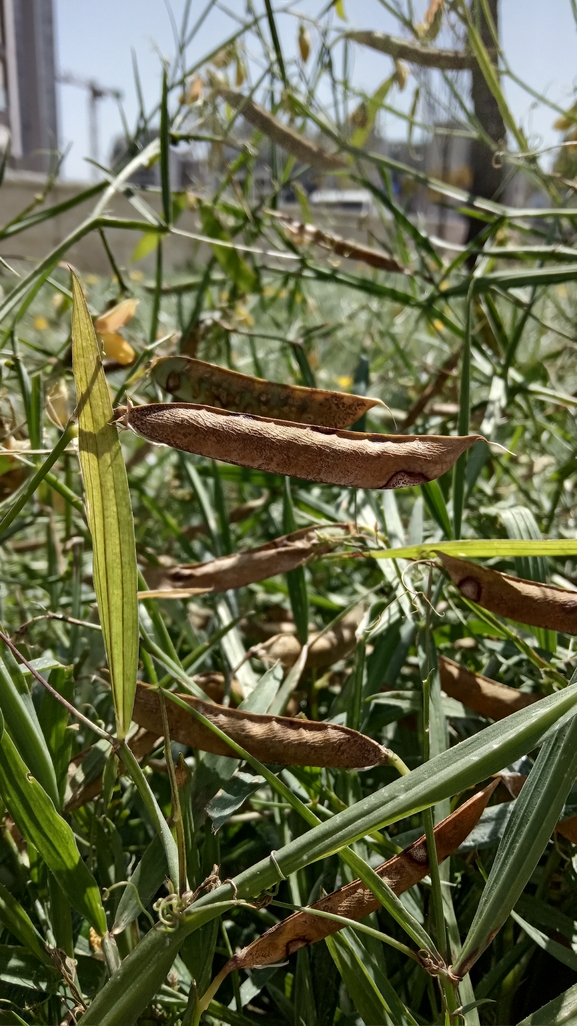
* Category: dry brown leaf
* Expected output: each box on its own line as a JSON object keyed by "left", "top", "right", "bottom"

{"left": 439, "top": 655, "right": 538, "bottom": 720}
{"left": 115, "top": 402, "right": 482, "bottom": 490}
{"left": 438, "top": 552, "right": 577, "bottom": 635}
{"left": 216, "top": 88, "right": 347, "bottom": 171}
{"left": 94, "top": 298, "right": 138, "bottom": 334}
{"left": 220, "top": 781, "right": 498, "bottom": 974}
{"left": 46, "top": 378, "right": 70, "bottom": 428}
{"left": 152, "top": 356, "right": 384, "bottom": 428}
{"left": 142, "top": 524, "right": 351, "bottom": 594}
{"left": 557, "top": 817, "right": 577, "bottom": 843}
{"left": 273, "top": 212, "right": 408, "bottom": 275}
{"left": 132, "top": 682, "right": 388, "bottom": 768}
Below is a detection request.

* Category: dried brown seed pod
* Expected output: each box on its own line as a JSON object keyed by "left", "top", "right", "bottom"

{"left": 216, "top": 87, "right": 347, "bottom": 170}
{"left": 152, "top": 356, "right": 384, "bottom": 428}
{"left": 142, "top": 524, "right": 351, "bottom": 594}
{"left": 115, "top": 402, "right": 482, "bottom": 490}
{"left": 218, "top": 782, "right": 497, "bottom": 975}
{"left": 438, "top": 552, "right": 577, "bottom": 634}
{"left": 132, "top": 683, "right": 390, "bottom": 768}
{"left": 438, "top": 655, "right": 538, "bottom": 721}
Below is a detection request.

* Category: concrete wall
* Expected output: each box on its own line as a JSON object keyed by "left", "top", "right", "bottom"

{"left": 0, "top": 170, "right": 467, "bottom": 276}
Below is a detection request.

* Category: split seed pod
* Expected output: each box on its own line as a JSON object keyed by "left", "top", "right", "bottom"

{"left": 439, "top": 656, "right": 538, "bottom": 721}
{"left": 143, "top": 524, "right": 351, "bottom": 594}
{"left": 115, "top": 402, "right": 482, "bottom": 490}
{"left": 438, "top": 552, "right": 577, "bottom": 634}
{"left": 218, "top": 782, "right": 497, "bottom": 976}
{"left": 132, "top": 683, "right": 390, "bottom": 768}
{"left": 152, "top": 356, "right": 384, "bottom": 428}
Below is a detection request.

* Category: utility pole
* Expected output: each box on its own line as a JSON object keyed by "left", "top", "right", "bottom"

{"left": 57, "top": 72, "right": 122, "bottom": 179}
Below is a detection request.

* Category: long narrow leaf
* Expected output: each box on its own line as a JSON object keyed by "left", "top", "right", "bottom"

{"left": 71, "top": 272, "right": 138, "bottom": 738}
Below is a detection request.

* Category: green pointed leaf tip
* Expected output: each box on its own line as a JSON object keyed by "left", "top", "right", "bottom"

{"left": 71, "top": 272, "right": 138, "bottom": 738}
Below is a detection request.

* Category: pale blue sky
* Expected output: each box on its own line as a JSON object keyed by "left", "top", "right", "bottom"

{"left": 55, "top": 0, "right": 577, "bottom": 181}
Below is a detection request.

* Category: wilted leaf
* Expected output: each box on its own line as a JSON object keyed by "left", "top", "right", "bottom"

{"left": 152, "top": 356, "right": 384, "bottom": 428}
{"left": 115, "top": 401, "right": 482, "bottom": 490}
{"left": 142, "top": 524, "right": 351, "bottom": 594}
{"left": 219, "top": 782, "right": 497, "bottom": 974}
{"left": 71, "top": 272, "right": 139, "bottom": 738}
{"left": 438, "top": 552, "right": 577, "bottom": 634}
{"left": 439, "top": 656, "right": 538, "bottom": 720}
{"left": 132, "top": 683, "right": 391, "bottom": 768}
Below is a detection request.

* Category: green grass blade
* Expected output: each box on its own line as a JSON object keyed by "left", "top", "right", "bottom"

{"left": 421, "top": 479, "right": 453, "bottom": 539}
{"left": 369, "top": 539, "right": 577, "bottom": 560}
{"left": 325, "top": 930, "right": 401, "bottom": 1026}
{"left": 0, "top": 880, "right": 51, "bottom": 966}
{"left": 452, "top": 283, "right": 473, "bottom": 539}
{"left": 0, "top": 730, "right": 106, "bottom": 935}
{"left": 283, "top": 477, "right": 309, "bottom": 644}
{"left": 71, "top": 271, "right": 138, "bottom": 738}
{"left": 0, "top": 654, "right": 59, "bottom": 808}
{"left": 455, "top": 711, "right": 577, "bottom": 977}
{"left": 160, "top": 68, "right": 171, "bottom": 226}
{"left": 516, "top": 979, "right": 577, "bottom": 1025}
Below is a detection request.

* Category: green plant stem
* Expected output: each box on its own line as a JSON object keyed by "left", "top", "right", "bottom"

{"left": 159, "top": 691, "right": 188, "bottom": 894}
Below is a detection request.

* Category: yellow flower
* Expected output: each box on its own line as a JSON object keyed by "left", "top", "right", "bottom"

{"left": 98, "top": 332, "right": 136, "bottom": 366}
{"left": 433, "top": 319, "right": 444, "bottom": 332}
{"left": 336, "top": 375, "right": 353, "bottom": 388}
{"left": 34, "top": 315, "right": 48, "bottom": 330}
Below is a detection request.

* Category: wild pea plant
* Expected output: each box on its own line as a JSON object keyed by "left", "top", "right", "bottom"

{"left": 1, "top": 3, "right": 577, "bottom": 1025}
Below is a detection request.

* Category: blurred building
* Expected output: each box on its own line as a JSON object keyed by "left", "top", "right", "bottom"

{"left": 0, "top": 0, "right": 58, "bottom": 172}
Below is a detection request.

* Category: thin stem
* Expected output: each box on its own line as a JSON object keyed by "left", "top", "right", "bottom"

{"left": 159, "top": 691, "right": 187, "bottom": 894}
{"left": 0, "top": 631, "right": 112, "bottom": 742}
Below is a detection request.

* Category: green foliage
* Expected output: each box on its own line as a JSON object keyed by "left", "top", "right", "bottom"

{"left": 0, "top": 4, "right": 576, "bottom": 1024}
